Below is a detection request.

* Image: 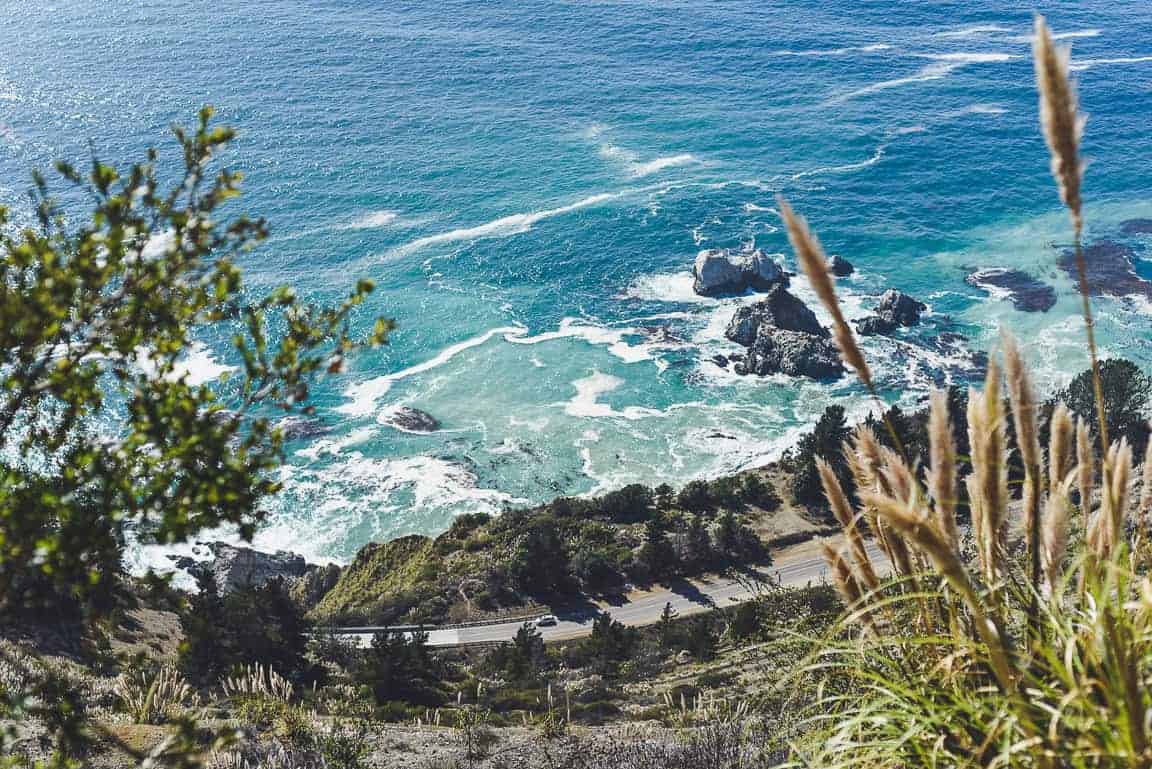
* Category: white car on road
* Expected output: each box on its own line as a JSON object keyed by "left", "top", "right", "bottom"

{"left": 535, "top": 614, "right": 558, "bottom": 627}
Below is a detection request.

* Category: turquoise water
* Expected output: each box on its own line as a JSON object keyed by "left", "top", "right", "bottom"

{"left": 2, "top": 1, "right": 1152, "bottom": 567}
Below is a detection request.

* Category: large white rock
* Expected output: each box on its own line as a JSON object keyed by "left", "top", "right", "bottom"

{"left": 692, "top": 248, "right": 787, "bottom": 296}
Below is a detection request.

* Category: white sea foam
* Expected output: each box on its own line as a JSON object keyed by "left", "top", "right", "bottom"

{"left": 565, "top": 371, "right": 663, "bottom": 419}
{"left": 504, "top": 319, "right": 655, "bottom": 363}
{"left": 134, "top": 342, "right": 236, "bottom": 386}
{"left": 933, "top": 25, "right": 1013, "bottom": 38}
{"left": 394, "top": 193, "right": 617, "bottom": 254}
{"left": 598, "top": 141, "right": 700, "bottom": 177}
{"left": 1007, "top": 28, "right": 1102, "bottom": 43}
{"left": 965, "top": 103, "right": 1008, "bottom": 115}
{"left": 1070, "top": 55, "right": 1152, "bottom": 72}
{"left": 625, "top": 271, "right": 716, "bottom": 304}
{"left": 791, "top": 143, "right": 886, "bottom": 179}
{"left": 767, "top": 43, "right": 892, "bottom": 57}
{"left": 342, "top": 210, "right": 401, "bottom": 230}
{"left": 338, "top": 326, "right": 524, "bottom": 417}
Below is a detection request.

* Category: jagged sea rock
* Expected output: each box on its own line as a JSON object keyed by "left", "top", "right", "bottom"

{"left": 692, "top": 248, "right": 787, "bottom": 296}
{"left": 171, "top": 542, "right": 312, "bottom": 594}
{"left": 875, "top": 289, "right": 927, "bottom": 326}
{"left": 723, "top": 285, "right": 841, "bottom": 379}
{"left": 276, "top": 415, "right": 330, "bottom": 440}
{"left": 724, "top": 285, "right": 827, "bottom": 345}
{"left": 1058, "top": 239, "right": 1152, "bottom": 299}
{"left": 734, "top": 329, "right": 844, "bottom": 379}
{"left": 710, "top": 354, "right": 730, "bottom": 369}
{"left": 965, "top": 268, "right": 1057, "bottom": 312}
{"left": 856, "top": 289, "right": 927, "bottom": 335}
{"left": 382, "top": 406, "right": 441, "bottom": 433}
{"left": 830, "top": 254, "right": 855, "bottom": 277}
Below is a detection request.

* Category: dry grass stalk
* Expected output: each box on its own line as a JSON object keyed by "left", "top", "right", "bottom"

{"left": 966, "top": 363, "right": 1008, "bottom": 581}
{"left": 928, "top": 389, "right": 959, "bottom": 551}
{"left": 1077, "top": 417, "right": 1094, "bottom": 519}
{"left": 1034, "top": 14, "right": 1109, "bottom": 453}
{"left": 1140, "top": 440, "right": 1152, "bottom": 534}
{"left": 1042, "top": 483, "right": 1071, "bottom": 592}
{"left": 776, "top": 196, "right": 874, "bottom": 393}
{"left": 1049, "top": 403, "right": 1073, "bottom": 498}
{"left": 1002, "top": 331, "right": 1043, "bottom": 547}
{"left": 818, "top": 457, "right": 879, "bottom": 591}
{"left": 822, "top": 542, "right": 863, "bottom": 610}
{"left": 1032, "top": 15, "right": 1084, "bottom": 230}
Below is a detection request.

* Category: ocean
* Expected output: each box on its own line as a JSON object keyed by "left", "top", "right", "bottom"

{"left": 2, "top": 0, "right": 1151, "bottom": 569}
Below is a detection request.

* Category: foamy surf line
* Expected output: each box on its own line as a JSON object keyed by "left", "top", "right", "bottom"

{"left": 825, "top": 52, "right": 1014, "bottom": 104}
{"left": 390, "top": 193, "right": 619, "bottom": 257}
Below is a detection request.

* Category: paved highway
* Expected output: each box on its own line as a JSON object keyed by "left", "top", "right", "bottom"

{"left": 331, "top": 540, "right": 884, "bottom": 648}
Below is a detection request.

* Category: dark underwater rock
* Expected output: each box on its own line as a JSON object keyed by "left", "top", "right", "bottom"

{"left": 965, "top": 268, "right": 1057, "bottom": 312}
{"left": 1058, "top": 239, "right": 1152, "bottom": 300}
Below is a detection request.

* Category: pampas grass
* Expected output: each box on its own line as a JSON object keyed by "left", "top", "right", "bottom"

{"left": 788, "top": 17, "right": 1152, "bottom": 766}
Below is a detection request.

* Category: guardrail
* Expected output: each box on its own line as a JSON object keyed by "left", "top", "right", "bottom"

{"left": 314, "top": 612, "right": 553, "bottom": 636}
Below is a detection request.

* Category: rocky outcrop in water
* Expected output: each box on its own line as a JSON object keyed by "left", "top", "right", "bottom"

{"left": 276, "top": 415, "right": 330, "bottom": 440}
{"left": 724, "top": 285, "right": 843, "bottom": 379}
{"left": 1059, "top": 239, "right": 1152, "bottom": 300}
{"left": 170, "top": 542, "right": 314, "bottom": 594}
{"left": 693, "top": 248, "right": 788, "bottom": 296}
{"left": 854, "top": 289, "right": 927, "bottom": 335}
{"left": 965, "top": 268, "right": 1057, "bottom": 312}
{"left": 382, "top": 406, "right": 441, "bottom": 433}
{"left": 830, "top": 254, "right": 855, "bottom": 277}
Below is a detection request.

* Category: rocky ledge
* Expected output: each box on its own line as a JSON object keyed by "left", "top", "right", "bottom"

{"left": 854, "top": 289, "right": 927, "bottom": 336}
{"left": 723, "top": 284, "right": 844, "bottom": 379}
{"left": 1058, "top": 239, "right": 1152, "bottom": 300}
{"left": 170, "top": 542, "right": 333, "bottom": 595}
{"left": 693, "top": 247, "right": 788, "bottom": 296}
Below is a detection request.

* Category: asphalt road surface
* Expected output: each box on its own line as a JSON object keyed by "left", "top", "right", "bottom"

{"left": 331, "top": 541, "right": 884, "bottom": 648}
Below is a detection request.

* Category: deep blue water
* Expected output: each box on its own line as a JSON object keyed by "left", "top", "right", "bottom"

{"left": 2, "top": 0, "right": 1151, "bottom": 567}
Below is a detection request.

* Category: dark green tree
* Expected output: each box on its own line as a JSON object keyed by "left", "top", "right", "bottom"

{"left": 360, "top": 629, "right": 444, "bottom": 707}
{"left": 789, "top": 405, "right": 853, "bottom": 510}
{"left": 637, "top": 517, "right": 678, "bottom": 581}
{"left": 0, "top": 108, "right": 391, "bottom": 621}
{"left": 179, "top": 576, "right": 314, "bottom": 688}
{"left": 676, "top": 480, "right": 714, "bottom": 513}
{"left": 507, "top": 514, "right": 571, "bottom": 594}
{"left": 1057, "top": 359, "right": 1151, "bottom": 458}
{"left": 684, "top": 513, "right": 714, "bottom": 570}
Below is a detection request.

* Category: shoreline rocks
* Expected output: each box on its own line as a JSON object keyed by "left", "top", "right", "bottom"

{"left": 965, "top": 268, "right": 1057, "bottom": 312}
{"left": 692, "top": 248, "right": 788, "bottom": 296}
{"left": 724, "top": 285, "right": 843, "bottom": 379}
